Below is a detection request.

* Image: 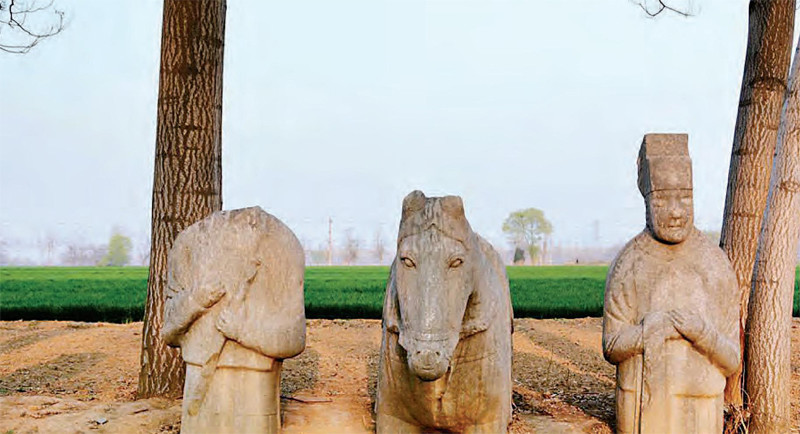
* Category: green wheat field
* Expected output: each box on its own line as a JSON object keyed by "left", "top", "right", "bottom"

{"left": 1, "top": 266, "right": 798, "bottom": 323}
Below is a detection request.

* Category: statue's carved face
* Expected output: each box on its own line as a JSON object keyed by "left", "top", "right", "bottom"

{"left": 646, "top": 189, "right": 694, "bottom": 244}
{"left": 395, "top": 230, "right": 473, "bottom": 381}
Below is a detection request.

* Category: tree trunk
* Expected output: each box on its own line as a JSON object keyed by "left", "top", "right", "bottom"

{"left": 745, "top": 37, "right": 800, "bottom": 433}
{"left": 138, "top": 0, "right": 226, "bottom": 398}
{"left": 719, "top": 0, "right": 794, "bottom": 410}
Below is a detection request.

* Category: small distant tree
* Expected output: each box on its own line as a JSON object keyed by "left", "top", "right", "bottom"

{"left": 512, "top": 247, "right": 525, "bottom": 265}
{"left": 502, "top": 208, "right": 553, "bottom": 265}
{"left": 342, "top": 229, "right": 359, "bottom": 265}
{"left": 0, "top": 237, "right": 10, "bottom": 265}
{"left": 61, "top": 243, "right": 107, "bottom": 266}
{"left": 136, "top": 237, "right": 151, "bottom": 266}
{"left": 99, "top": 232, "right": 132, "bottom": 266}
{"left": 374, "top": 229, "right": 386, "bottom": 264}
{"left": 37, "top": 233, "right": 57, "bottom": 265}
{"left": 309, "top": 242, "right": 328, "bottom": 265}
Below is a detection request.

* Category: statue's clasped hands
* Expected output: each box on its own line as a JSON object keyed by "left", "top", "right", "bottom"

{"left": 198, "top": 282, "right": 227, "bottom": 309}
{"left": 642, "top": 309, "right": 707, "bottom": 344}
{"left": 668, "top": 309, "right": 707, "bottom": 343}
{"left": 215, "top": 278, "right": 250, "bottom": 342}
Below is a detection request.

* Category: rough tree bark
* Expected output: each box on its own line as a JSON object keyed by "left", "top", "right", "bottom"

{"left": 745, "top": 37, "right": 800, "bottom": 433}
{"left": 719, "top": 0, "right": 794, "bottom": 410}
{"left": 138, "top": 0, "right": 226, "bottom": 398}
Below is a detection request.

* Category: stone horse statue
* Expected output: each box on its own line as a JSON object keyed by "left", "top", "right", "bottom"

{"left": 376, "top": 190, "right": 513, "bottom": 433}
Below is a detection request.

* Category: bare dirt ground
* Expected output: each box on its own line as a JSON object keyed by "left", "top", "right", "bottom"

{"left": 1, "top": 318, "right": 798, "bottom": 433}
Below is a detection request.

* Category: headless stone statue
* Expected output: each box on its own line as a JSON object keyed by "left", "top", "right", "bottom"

{"left": 376, "top": 191, "right": 514, "bottom": 433}
{"left": 162, "top": 207, "right": 306, "bottom": 434}
{"left": 602, "top": 134, "right": 740, "bottom": 433}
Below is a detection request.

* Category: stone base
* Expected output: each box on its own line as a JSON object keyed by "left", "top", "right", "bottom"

{"left": 181, "top": 362, "right": 282, "bottom": 434}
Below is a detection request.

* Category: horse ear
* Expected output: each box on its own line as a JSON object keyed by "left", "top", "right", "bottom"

{"left": 402, "top": 190, "right": 426, "bottom": 220}
{"left": 461, "top": 239, "right": 505, "bottom": 337}
{"left": 383, "top": 261, "right": 401, "bottom": 333}
{"left": 441, "top": 196, "right": 465, "bottom": 218}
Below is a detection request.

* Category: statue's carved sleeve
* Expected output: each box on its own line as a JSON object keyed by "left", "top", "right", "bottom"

{"left": 603, "top": 253, "right": 642, "bottom": 365}
{"left": 217, "top": 273, "right": 306, "bottom": 359}
{"left": 162, "top": 286, "right": 208, "bottom": 346}
{"left": 227, "top": 309, "right": 306, "bottom": 359}
{"left": 690, "top": 268, "right": 740, "bottom": 377}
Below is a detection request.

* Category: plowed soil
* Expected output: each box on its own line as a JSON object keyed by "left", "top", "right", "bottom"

{"left": 1, "top": 318, "right": 798, "bottom": 433}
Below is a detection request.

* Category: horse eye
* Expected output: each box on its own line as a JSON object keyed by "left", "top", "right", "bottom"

{"left": 449, "top": 258, "right": 464, "bottom": 268}
{"left": 401, "top": 257, "right": 415, "bottom": 268}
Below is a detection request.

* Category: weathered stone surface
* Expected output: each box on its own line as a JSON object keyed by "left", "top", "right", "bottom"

{"left": 162, "top": 207, "right": 306, "bottom": 434}
{"left": 603, "top": 134, "right": 740, "bottom": 433}
{"left": 376, "top": 190, "right": 514, "bottom": 433}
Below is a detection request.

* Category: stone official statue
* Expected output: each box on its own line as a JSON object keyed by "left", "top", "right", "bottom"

{"left": 376, "top": 191, "right": 514, "bottom": 433}
{"left": 162, "top": 207, "right": 306, "bottom": 434}
{"left": 602, "top": 134, "right": 740, "bottom": 433}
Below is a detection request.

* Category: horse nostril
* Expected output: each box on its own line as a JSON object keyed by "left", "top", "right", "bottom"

{"left": 415, "top": 350, "right": 441, "bottom": 368}
{"left": 408, "top": 348, "right": 448, "bottom": 381}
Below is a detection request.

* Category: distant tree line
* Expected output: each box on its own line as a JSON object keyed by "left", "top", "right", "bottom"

{"left": 0, "top": 229, "right": 146, "bottom": 266}
{"left": 304, "top": 227, "right": 393, "bottom": 266}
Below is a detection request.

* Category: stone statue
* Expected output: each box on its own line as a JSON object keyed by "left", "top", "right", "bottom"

{"left": 376, "top": 190, "right": 514, "bottom": 433}
{"left": 602, "top": 134, "right": 740, "bottom": 433}
{"left": 162, "top": 207, "right": 306, "bottom": 434}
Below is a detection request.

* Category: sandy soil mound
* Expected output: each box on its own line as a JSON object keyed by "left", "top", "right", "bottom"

{"left": 1, "top": 318, "right": 798, "bottom": 433}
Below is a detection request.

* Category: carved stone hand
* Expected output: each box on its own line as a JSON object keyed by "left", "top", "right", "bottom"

{"left": 215, "top": 305, "right": 242, "bottom": 341}
{"left": 197, "top": 282, "right": 227, "bottom": 308}
{"left": 669, "top": 309, "right": 706, "bottom": 343}
{"left": 215, "top": 280, "right": 249, "bottom": 341}
{"left": 643, "top": 311, "right": 681, "bottom": 341}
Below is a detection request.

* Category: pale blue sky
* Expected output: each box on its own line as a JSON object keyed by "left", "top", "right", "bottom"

{"left": 1, "top": 0, "right": 797, "bottom": 260}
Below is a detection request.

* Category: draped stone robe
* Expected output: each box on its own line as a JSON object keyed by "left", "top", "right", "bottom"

{"left": 162, "top": 207, "right": 306, "bottom": 434}
{"left": 602, "top": 229, "right": 739, "bottom": 433}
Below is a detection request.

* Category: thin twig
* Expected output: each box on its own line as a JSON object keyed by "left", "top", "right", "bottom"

{"left": 13, "top": 0, "right": 55, "bottom": 15}
{"left": 1, "top": 0, "right": 65, "bottom": 54}
{"left": 281, "top": 395, "right": 333, "bottom": 403}
{"left": 638, "top": 0, "right": 692, "bottom": 18}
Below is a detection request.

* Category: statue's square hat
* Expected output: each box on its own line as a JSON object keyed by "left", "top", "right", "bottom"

{"left": 637, "top": 133, "right": 692, "bottom": 197}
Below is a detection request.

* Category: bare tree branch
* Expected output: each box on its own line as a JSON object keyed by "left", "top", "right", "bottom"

{"left": 0, "top": 0, "right": 65, "bottom": 54}
{"left": 13, "top": 0, "right": 56, "bottom": 15}
{"left": 636, "top": 0, "right": 692, "bottom": 18}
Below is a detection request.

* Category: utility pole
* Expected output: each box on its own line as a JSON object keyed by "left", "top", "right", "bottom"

{"left": 543, "top": 236, "right": 550, "bottom": 265}
{"left": 327, "top": 217, "right": 333, "bottom": 266}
